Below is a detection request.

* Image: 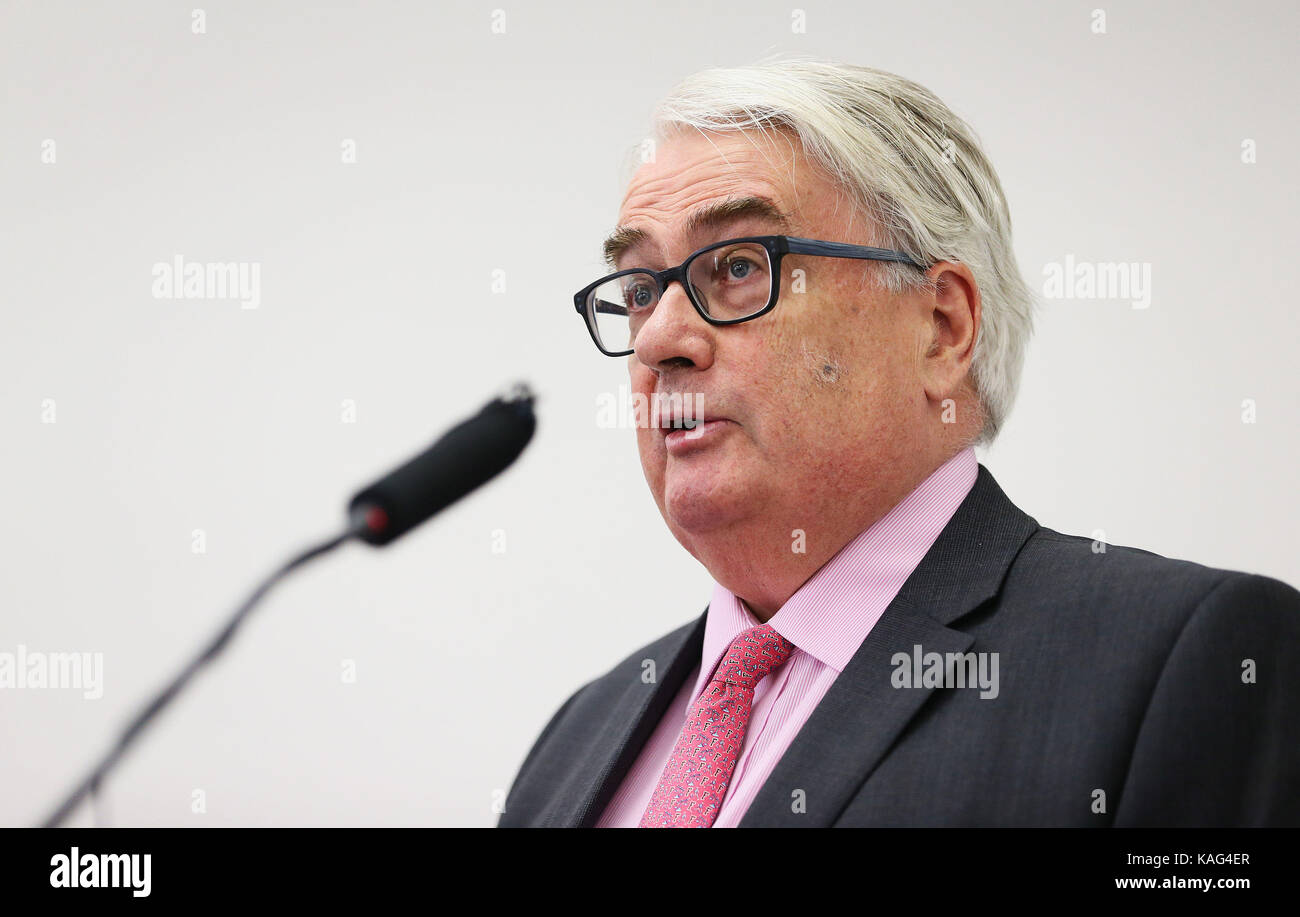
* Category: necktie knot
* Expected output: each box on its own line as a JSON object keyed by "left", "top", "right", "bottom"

{"left": 713, "top": 623, "right": 795, "bottom": 690}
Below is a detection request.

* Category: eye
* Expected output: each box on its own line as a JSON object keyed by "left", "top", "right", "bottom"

{"left": 708, "top": 247, "right": 766, "bottom": 283}
{"left": 625, "top": 281, "right": 657, "bottom": 311}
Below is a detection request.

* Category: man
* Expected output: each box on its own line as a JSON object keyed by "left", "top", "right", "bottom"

{"left": 499, "top": 59, "right": 1300, "bottom": 827}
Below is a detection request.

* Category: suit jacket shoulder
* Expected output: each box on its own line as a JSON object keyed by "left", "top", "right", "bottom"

{"left": 497, "top": 613, "right": 706, "bottom": 827}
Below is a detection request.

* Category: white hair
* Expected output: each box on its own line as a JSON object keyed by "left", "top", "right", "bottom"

{"left": 649, "top": 57, "right": 1036, "bottom": 445}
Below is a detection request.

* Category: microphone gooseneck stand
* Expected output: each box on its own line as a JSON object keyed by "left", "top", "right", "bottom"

{"left": 39, "top": 523, "right": 364, "bottom": 829}
{"left": 38, "top": 384, "right": 536, "bottom": 828}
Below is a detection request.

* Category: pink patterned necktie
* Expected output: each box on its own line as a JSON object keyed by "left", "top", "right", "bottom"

{"left": 639, "top": 623, "right": 796, "bottom": 828}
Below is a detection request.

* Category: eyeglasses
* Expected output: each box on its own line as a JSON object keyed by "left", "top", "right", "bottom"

{"left": 574, "top": 234, "right": 928, "bottom": 357}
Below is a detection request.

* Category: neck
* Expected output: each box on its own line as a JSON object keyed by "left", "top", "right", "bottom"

{"left": 685, "top": 453, "right": 954, "bottom": 622}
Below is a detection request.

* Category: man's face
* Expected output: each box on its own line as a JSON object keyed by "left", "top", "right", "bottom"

{"left": 613, "top": 129, "right": 930, "bottom": 558}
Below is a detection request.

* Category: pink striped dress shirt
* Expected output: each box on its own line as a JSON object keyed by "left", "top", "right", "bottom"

{"left": 595, "top": 446, "right": 979, "bottom": 827}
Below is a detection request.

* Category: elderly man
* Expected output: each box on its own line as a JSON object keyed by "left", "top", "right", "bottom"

{"left": 499, "top": 60, "right": 1300, "bottom": 827}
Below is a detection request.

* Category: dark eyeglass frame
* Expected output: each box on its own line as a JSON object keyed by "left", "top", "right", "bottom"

{"left": 574, "top": 234, "right": 930, "bottom": 356}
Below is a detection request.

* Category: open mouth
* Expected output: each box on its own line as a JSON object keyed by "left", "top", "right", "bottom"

{"left": 649, "top": 393, "right": 732, "bottom": 449}
{"left": 652, "top": 398, "right": 710, "bottom": 432}
{"left": 663, "top": 417, "right": 704, "bottom": 431}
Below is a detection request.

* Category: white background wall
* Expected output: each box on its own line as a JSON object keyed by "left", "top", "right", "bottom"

{"left": 2, "top": 0, "right": 1296, "bottom": 826}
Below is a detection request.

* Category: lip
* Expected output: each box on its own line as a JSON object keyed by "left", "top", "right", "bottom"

{"left": 663, "top": 418, "right": 735, "bottom": 455}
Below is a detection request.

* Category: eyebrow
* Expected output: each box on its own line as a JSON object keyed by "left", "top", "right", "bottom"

{"left": 601, "top": 195, "right": 794, "bottom": 269}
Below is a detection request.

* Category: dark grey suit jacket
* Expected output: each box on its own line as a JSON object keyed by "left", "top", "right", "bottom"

{"left": 498, "top": 465, "right": 1300, "bottom": 827}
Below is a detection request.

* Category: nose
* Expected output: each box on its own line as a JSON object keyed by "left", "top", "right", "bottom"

{"left": 632, "top": 279, "right": 716, "bottom": 373}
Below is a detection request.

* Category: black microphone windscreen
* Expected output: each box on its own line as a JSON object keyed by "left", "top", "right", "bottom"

{"left": 348, "top": 385, "right": 536, "bottom": 546}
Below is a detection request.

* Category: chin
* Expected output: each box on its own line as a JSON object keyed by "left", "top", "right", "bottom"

{"left": 660, "top": 470, "right": 748, "bottom": 535}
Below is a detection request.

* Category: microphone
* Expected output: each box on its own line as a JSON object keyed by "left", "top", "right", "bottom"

{"left": 349, "top": 382, "right": 536, "bottom": 546}
{"left": 38, "top": 382, "right": 537, "bottom": 827}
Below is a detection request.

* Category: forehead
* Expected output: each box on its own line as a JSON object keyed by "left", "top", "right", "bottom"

{"left": 611, "top": 129, "right": 847, "bottom": 259}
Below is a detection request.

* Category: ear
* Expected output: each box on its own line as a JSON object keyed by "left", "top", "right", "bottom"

{"left": 919, "top": 260, "right": 980, "bottom": 405}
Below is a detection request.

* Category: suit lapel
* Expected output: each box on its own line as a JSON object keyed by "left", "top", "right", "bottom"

{"left": 739, "top": 464, "right": 1039, "bottom": 827}
{"left": 538, "top": 608, "right": 708, "bottom": 828}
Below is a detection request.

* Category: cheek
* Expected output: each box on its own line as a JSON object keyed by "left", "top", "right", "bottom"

{"left": 756, "top": 320, "right": 851, "bottom": 414}
{"left": 635, "top": 423, "right": 660, "bottom": 464}
{"left": 758, "top": 322, "right": 904, "bottom": 453}
{"left": 629, "top": 368, "right": 665, "bottom": 492}
{"left": 627, "top": 359, "right": 652, "bottom": 420}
